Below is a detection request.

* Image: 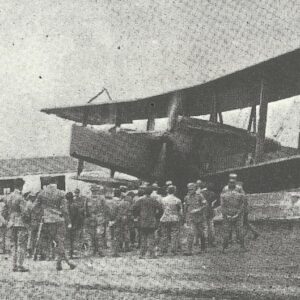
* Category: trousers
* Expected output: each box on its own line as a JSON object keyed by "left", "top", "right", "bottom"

{"left": 207, "top": 218, "right": 216, "bottom": 245}
{"left": 222, "top": 215, "right": 245, "bottom": 249}
{"left": 160, "top": 221, "right": 180, "bottom": 254}
{"left": 113, "top": 222, "right": 130, "bottom": 255}
{"left": 186, "top": 219, "right": 208, "bottom": 253}
{"left": 43, "top": 222, "right": 71, "bottom": 266}
{"left": 140, "top": 228, "right": 155, "bottom": 257}
{"left": 0, "top": 226, "right": 6, "bottom": 253}
{"left": 10, "top": 227, "right": 28, "bottom": 269}
{"left": 83, "top": 224, "right": 105, "bottom": 255}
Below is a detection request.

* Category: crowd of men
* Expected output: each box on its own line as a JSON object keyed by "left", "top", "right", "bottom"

{"left": 0, "top": 173, "right": 259, "bottom": 272}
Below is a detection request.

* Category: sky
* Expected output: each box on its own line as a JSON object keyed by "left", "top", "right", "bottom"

{"left": 0, "top": 0, "right": 299, "bottom": 159}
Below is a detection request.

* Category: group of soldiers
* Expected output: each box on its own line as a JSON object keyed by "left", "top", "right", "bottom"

{"left": 0, "top": 173, "right": 259, "bottom": 272}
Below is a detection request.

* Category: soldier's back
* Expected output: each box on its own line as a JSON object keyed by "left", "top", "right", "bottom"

{"left": 37, "top": 185, "right": 65, "bottom": 223}
{"left": 4, "top": 190, "right": 27, "bottom": 228}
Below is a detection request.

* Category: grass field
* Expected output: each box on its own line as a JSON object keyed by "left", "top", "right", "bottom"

{"left": 0, "top": 224, "right": 299, "bottom": 299}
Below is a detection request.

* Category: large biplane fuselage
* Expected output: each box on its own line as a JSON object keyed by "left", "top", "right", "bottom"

{"left": 69, "top": 116, "right": 287, "bottom": 194}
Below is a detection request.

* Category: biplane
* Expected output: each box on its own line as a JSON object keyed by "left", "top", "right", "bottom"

{"left": 41, "top": 47, "right": 300, "bottom": 195}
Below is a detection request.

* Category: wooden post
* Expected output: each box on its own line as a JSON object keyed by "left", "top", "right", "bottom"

{"left": 146, "top": 102, "right": 155, "bottom": 131}
{"left": 247, "top": 105, "right": 257, "bottom": 132}
{"left": 77, "top": 109, "right": 89, "bottom": 176}
{"left": 209, "top": 90, "right": 217, "bottom": 123}
{"left": 255, "top": 79, "right": 268, "bottom": 163}
{"left": 218, "top": 112, "right": 223, "bottom": 124}
{"left": 110, "top": 169, "right": 115, "bottom": 178}
{"left": 253, "top": 105, "right": 257, "bottom": 133}
{"left": 167, "top": 91, "right": 182, "bottom": 131}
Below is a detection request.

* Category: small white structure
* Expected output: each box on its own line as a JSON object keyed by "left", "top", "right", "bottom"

{"left": 0, "top": 156, "right": 106, "bottom": 197}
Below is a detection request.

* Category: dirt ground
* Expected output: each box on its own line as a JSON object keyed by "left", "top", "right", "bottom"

{"left": 0, "top": 224, "right": 299, "bottom": 300}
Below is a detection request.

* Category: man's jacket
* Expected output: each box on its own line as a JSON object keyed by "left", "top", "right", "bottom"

{"left": 2, "top": 190, "right": 29, "bottom": 228}
{"left": 35, "top": 184, "right": 69, "bottom": 224}
{"left": 133, "top": 195, "right": 163, "bottom": 229}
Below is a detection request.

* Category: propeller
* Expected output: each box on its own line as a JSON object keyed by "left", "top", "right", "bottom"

{"left": 152, "top": 92, "right": 183, "bottom": 180}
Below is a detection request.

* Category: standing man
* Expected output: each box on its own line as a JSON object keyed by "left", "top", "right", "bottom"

{"left": 0, "top": 197, "right": 7, "bottom": 254}
{"left": 201, "top": 182, "right": 218, "bottom": 247}
{"left": 72, "top": 188, "right": 86, "bottom": 254}
{"left": 132, "top": 187, "right": 145, "bottom": 249}
{"left": 151, "top": 183, "right": 163, "bottom": 254}
{"left": 133, "top": 186, "right": 163, "bottom": 259}
{"left": 125, "top": 190, "right": 136, "bottom": 249}
{"left": 25, "top": 191, "right": 40, "bottom": 257}
{"left": 66, "top": 192, "right": 77, "bottom": 258}
{"left": 160, "top": 185, "right": 182, "bottom": 255}
{"left": 2, "top": 178, "right": 30, "bottom": 272}
{"left": 221, "top": 173, "right": 246, "bottom": 253}
{"left": 107, "top": 188, "right": 121, "bottom": 256}
{"left": 35, "top": 177, "right": 76, "bottom": 270}
{"left": 111, "top": 192, "right": 131, "bottom": 255}
{"left": 120, "top": 186, "right": 128, "bottom": 199}
{"left": 83, "top": 184, "right": 110, "bottom": 257}
{"left": 184, "top": 183, "right": 208, "bottom": 255}
{"left": 195, "top": 180, "right": 203, "bottom": 195}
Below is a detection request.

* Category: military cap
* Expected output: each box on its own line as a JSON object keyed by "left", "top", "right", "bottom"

{"left": 120, "top": 185, "right": 127, "bottom": 192}
{"left": 65, "top": 192, "right": 74, "bottom": 201}
{"left": 187, "top": 182, "right": 196, "bottom": 189}
{"left": 74, "top": 188, "right": 80, "bottom": 194}
{"left": 144, "top": 185, "right": 153, "bottom": 195}
{"left": 126, "top": 190, "right": 136, "bottom": 197}
{"left": 229, "top": 173, "right": 238, "bottom": 182}
{"left": 26, "top": 191, "right": 36, "bottom": 199}
{"left": 114, "top": 188, "right": 121, "bottom": 197}
{"left": 165, "top": 180, "right": 173, "bottom": 186}
{"left": 90, "top": 184, "right": 101, "bottom": 191}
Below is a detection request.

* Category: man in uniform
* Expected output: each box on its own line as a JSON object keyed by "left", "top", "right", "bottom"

{"left": 184, "top": 183, "right": 208, "bottom": 255}
{"left": 120, "top": 185, "right": 128, "bottom": 199}
{"left": 106, "top": 188, "right": 121, "bottom": 255}
{"left": 195, "top": 179, "right": 203, "bottom": 195}
{"left": 221, "top": 173, "right": 246, "bottom": 252}
{"left": 2, "top": 178, "right": 30, "bottom": 272}
{"left": 160, "top": 185, "right": 182, "bottom": 255}
{"left": 66, "top": 192, "right": 77, "bottom": 258}
{"left": 200, "top": 182, "right": 218, "bottom": 247}
{"left": 72, "top": 188, "right": 86, "bottom": 255}
{"left": 35, "top": 177, "right": 76, "bottom": 270}
{"left": 132, "top": 187, "right": 145, "bottom": 249}
{"left": 0, "top": 196, "right": 7, "bottom": 254}
{"left": 25, "top": 191, "right": 41, "bottom": 258}
{"left": 83, "top": 184, "right": 110, "bottom": 257}
{"left": 110, "top": 190, "right": 132, "bottom": 255}
{"left": 150, "top": 183, "right": 163, "bottom": 254}
{"left": 133, "top": 186, "right": 163, "bottom": 259}
{"left": 124, "top": 189, "right": 136, "bottom": 249}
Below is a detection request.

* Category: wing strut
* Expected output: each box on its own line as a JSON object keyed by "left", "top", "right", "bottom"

{"left": 255, "top": 79, "right": 268, "bottom": 163}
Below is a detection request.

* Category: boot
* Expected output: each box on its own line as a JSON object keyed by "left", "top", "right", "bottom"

{"left": 56, "top": 262, "right": 62, "bottom": 271}
{"left": 18, "top": 266, "right": 29, "bottom": 272}
{"left": 98, "top": 250, "right": 105, "bottom": 257}
{"left": 200, "top": 237, "right": 207, "bottom": 253}
{"left": 69, "top": 263, "right": 76, "bottom": 270}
